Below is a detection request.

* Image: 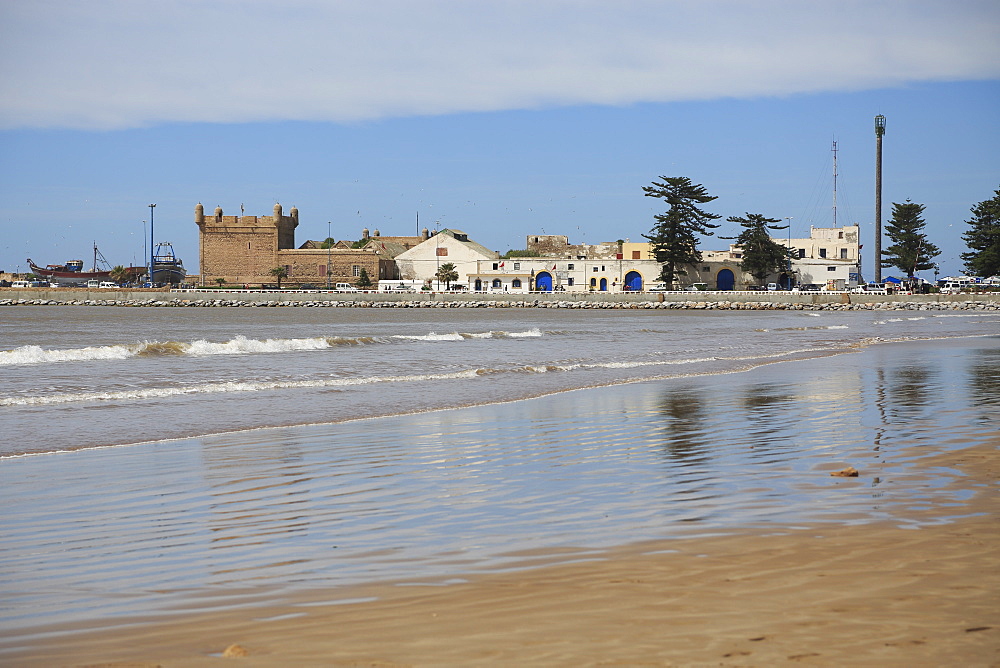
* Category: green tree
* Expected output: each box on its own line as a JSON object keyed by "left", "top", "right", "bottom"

{"left": 961, "top": 187, "right": 1000, "bottom": 277}
{"left": 356, "top": 267, "right": 373, "bottom": 289}
{"left": 641, "top": 176, "right": 721, "bottom": 288}
{"left": 109, "top": 265, "right": 130, "bottom": 285}
{"left": 320, "top": 237, "right": 336, "bottom": 249}
{"left": 215, "top": 277, "right": 226, "bottom": 287}
{"left": 269, "top": 266, "right": 288, "bottom": 289}
{"left": 435, "top": 262, "right": 459, "bottom": 289}
{"left": 725, "top": 213, "right": 792, "bottom": 285}
{"left": 882, "top": 200, "right": 940, "bottom": 278}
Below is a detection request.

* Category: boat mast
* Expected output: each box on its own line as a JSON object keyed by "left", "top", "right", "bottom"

{"left": 831, "top": 141, "right": 838, "bottom": 228}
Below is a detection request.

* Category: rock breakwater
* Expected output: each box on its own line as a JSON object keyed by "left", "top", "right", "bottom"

{"left": 2, "top": 296, "right": 998, "bottom": 311}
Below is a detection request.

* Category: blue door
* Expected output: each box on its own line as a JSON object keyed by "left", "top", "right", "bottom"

{"left": 624, "top": 271, "right": 642, "bottom": 291}
{"left": 535, "top": 272, "right": 553, "bottom": 292}
{"left": 600, "top": 278, "right": 608, "bottom": 291}
{"left": 717, "top": 269, "right": 735, "bottom": 291}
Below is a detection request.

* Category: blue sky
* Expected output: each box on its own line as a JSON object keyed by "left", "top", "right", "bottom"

{"left": 2, "top": 1, "right": 998, "bottom": 279}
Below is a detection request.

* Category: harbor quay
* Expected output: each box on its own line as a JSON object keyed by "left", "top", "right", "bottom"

{"left": 1, "top": 288, "right": 999, "bottom": 310}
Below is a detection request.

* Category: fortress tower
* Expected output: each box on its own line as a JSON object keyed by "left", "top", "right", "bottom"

{"left": 195, "top": 202, "right": 299, "bottom": 285}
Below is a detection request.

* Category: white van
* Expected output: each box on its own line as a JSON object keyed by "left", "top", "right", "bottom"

{"left": 11, "top": 280, "right": 31, "bottom": 288}
{"left": 335, "top": 283, "right": 359, "bottom": 292}
{"left": 98, "top": 282, "right": 118, "bottom": 289}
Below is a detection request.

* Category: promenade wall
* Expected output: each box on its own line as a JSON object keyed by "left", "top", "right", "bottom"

{"left": 2, "top": 287, "right": 999, "bottom": 308}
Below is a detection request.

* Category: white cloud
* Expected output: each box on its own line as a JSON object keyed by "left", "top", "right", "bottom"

{"left": 1, "top": 0, "right": 998, "bottom": 129}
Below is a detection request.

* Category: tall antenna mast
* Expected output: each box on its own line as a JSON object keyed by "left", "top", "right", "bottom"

{"left": 831, "top": 140, "right": 838, "bottom": 228}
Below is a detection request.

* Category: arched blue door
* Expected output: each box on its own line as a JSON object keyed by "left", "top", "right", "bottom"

{"left": 625, "top": 271, "right": 642, "bottom": 291}
{"left": 535, "top": 272, "right": 553, "bottom": 292}
{"left": 717, "top": 269, "right": 735, "bottom": 291}
{"left": 600, "top": 278, "right": 608, "bottom": 291}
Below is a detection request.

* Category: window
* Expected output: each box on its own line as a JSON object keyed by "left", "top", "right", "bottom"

{"left": 492, "top": 279, "right": 502, "bottom": 288}
{"left": 798, "top": 249, "right": 806, "bottom": 259}
{"left": 593, "top": 267, "right": 599, "bottom": 272}
{"left": 819, "top": 248, "right": 827, "bottom": 258}
{"left": 352, "top": 265, "right": 361, "bottom": 277}
{"left": 632, "top": 251, "right": 641, "bottom": 259}
{"left": 567, "top": 263, "right": 574, "bottom": 270}
{"left": 838, "top": 231, "right": 844, "bottom": 239}
{"left": 512, "top": 279, "right": 522, "bottom": 288}
{"left": 840, "top": 248, "right": 848, "bottom": 259}
{"left": 601, "top": 265, "right": 606, "bottom": 271}
{"left": 436, "top": 247, "right": 448, "bottom": 256}
{"left": 827, "top": 266, "right": 836, "bottom": 272}
{"left": 567, "top": 277, "right": 575, "bottom": 286}
{"left": 318, "top": 264, "right": 326, "bottom": 277}
{"left": 513, "top": 262, "right": 520, "bottom": 270}
{"left": 590, "top": 278, "right": 597, "bottom": 287}
{"left": 703, "top": 266, "right": 710, "bottom": 272}
{"left": 492, "top": 262, "right": 499, "bottom": 270}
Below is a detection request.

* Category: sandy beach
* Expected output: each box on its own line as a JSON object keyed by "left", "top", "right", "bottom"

{"left": 7, "top": 437, "right": 997, "bottom": 668}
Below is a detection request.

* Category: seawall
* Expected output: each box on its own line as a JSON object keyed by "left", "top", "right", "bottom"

{"left": 2, "top": 288, "right": 999, "bottom": 310}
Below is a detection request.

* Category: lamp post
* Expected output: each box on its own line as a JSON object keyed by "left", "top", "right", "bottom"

{"left": 326, "top": 221, "right": 332, "bottom": 289}
{"left": 148, "top": 204, "right": 156, "bottom": 285}
{"left": 874, "top": 115, "right": 885, "bottom": 284}
{"left": 785, "top": 216, "right": 793, "bottom": 289}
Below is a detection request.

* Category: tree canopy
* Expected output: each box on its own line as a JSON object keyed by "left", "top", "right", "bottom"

{"left": 725, "top": 213, "right": 791, "bottom": 285}
{"left": 881, "top": 200, "right": 940, "bottom": 277}
{"left": 435, "top": 262, "right": 459, "bottom": 289}
{"left": 268, "top": 266, "right": 288, "bottom": 288}
{"left": 356, "top": 267, "right": 373, "bottom": 288}
{"left": 641, "top": 176, "right": 720, "bottom": 288}
{"left": 961, "top": 187, "right": 1000, "bottom": 277}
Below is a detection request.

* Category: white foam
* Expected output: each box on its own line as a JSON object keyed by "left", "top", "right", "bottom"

{"left": 0, "top": 344, "right": 136, "bottom": 366}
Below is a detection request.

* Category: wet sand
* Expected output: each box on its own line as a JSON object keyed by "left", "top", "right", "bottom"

{"left": 8, "top": 439, "right": 998, "bottom": 667}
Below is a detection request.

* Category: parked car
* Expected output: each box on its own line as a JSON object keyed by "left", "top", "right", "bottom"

{"left": 98, "top": 281, "right": 118, "bottom": 289}
{"left": 335, "top": 283, "right": 359, "bottom": 292}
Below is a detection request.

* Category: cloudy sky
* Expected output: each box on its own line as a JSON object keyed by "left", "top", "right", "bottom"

{"left": 1, "top": 0, "right": 998, "bottom": 277}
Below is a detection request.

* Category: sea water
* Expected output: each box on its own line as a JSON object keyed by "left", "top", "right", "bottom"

{"left": 0, "top": 306, "right": 998, "bottom": 634}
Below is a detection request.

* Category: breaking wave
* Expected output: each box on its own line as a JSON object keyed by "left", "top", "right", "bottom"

{"left": 0, "top": 329, "right": 545, "bottom": 367}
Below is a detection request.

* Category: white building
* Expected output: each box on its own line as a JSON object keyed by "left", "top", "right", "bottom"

{"left": 393, "top": 229, "right": 499, "bottom": 288}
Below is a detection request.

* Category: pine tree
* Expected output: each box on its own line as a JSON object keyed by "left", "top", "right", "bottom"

{"left": 725, "top": 213, "right": 791, "bottom": 285}
{"left": 960, "top": 187, "right": 1000, "bottom": 277}
{"left": 881, "top": 200, "right": 940, "bottom": 278}
{"left": 356, "top": 267, "right": 373, "bottom": 289}
{"left": 641, "top": 176, "right": 720, "bottom": 288}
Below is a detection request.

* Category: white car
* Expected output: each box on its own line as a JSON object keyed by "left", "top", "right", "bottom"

{"left": 99, "top": 282, "right": 118, "bottom": 289}
{"left": 335, "top": 283, "right": 359, "bottom": 292}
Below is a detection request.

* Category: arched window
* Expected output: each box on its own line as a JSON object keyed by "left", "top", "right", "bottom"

{"left": 512, "top": 278, "right": 522, "bottom": 288}
{"left": 492, "top": 279, "right": 502, "bottom": 288}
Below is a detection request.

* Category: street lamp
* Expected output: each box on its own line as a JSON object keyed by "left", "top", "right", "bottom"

{"left": 148, "top": 204, "right": 156, "bottom": 285}
{"left": 785, "top": 216, "right": 793, "bottom": 289}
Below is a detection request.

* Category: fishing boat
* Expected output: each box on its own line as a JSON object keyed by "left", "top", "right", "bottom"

{"left": 149, "top": 242, "right": 186, "bottom": 285}
{"left": 27, "top": 244, "right": 139, "bottom": 286}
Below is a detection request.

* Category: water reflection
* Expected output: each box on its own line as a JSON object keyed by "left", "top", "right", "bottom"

{"left": 967, "top": 346, "right": 1000, "bottom": 408}
{"left": 655, "top": 387, "right": 711, "bottom": 464}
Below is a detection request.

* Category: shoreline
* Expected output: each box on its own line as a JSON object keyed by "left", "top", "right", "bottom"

{"left": 6, "top": 438, "right": 997, "bottom": 667}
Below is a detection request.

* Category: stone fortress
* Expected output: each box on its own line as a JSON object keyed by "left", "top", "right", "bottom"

{"left": 195, "top": 203, "right": 404, "bottom": 287}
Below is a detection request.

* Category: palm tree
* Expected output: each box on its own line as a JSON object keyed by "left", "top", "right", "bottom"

{"left": 110, "top": 265, "right": 130, "bottom": 286}
{"left": 269, "top": 266, "right": 288, "bottom": 289}
{"left": 215, "top": 277, "right": 226, "bottom": 288}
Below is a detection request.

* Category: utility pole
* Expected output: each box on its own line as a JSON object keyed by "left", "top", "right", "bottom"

{"left": 148, "top": 203, "right": 156, "bottom": 285}
{"left": 874, "top": 116, "right": 885, "bottom": 284}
